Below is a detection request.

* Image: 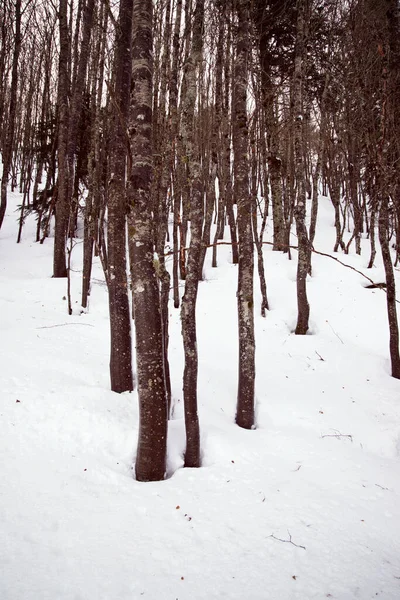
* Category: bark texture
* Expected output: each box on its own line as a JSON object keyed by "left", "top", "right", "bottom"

{"left": 293, "top": 0, "right": 310, "bottom": 335}
{"left": 235, "top": 0, "right": 255, "bottom": 430}
{"left": 107, "top": 0, "right": 134, "bottom": 393}
{"left": 53, "top": 0, "right": 70, "bottom": 278}
{"left": 128, "top": 0, "right": 168, "bottom": 481}
{"left": 0, "top": 0, "right": 21, "bottom": 231}
{"left": 180, "top": 0, "right": 204, "bottom": 468}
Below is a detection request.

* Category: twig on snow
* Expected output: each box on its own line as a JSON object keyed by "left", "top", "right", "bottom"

{"left": 326, "top": 320, "right": 344, "bottom": 344}
{"left": 268, "top": 530, "right": 306, "bottom": 550}
{"left": 321, "top": 431, "right": 353, "bottom": 442}
{"left": 37, "top": 323, "right": 95, "bottom": 329}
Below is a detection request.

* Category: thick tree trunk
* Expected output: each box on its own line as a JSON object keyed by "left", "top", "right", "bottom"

{"left": 107, "top": 0, "right": 134, "bottom": 394}
{"left": 235, "top": 0, "right": 255, "bottom": 430}
{"left": 128, "top": 0, "right": 168, "bottom": 482}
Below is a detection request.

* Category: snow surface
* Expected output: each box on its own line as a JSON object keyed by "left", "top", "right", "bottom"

{"left": 1, "top": 190, "right": 400, "bottom": 600}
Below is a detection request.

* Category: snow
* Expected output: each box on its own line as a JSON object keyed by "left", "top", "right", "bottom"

{"left": 1, "top": 190, "right": 400, "bottom": 600}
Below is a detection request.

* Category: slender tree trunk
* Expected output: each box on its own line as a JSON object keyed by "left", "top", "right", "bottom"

{"left": 180, "top": 0, "right": 204, "bottom": 468}
{"left": 67, "top": 0, "right": 95, "bottom": 238}
{"left": 107, "top": 0, "right": 134, "bottom": 394}
{"left": 235, "top": 0, "right": 255, "bottom": 430}
{"left": 309, "top": 73, "right": 329, "bottom": 251}
{"left": 293, "top": 0, "right": 310, "bottom": 335}
{"left": 377, "top": 3, "right": 400, "bottom": 379}
{"left": 170, "top": 0, "right": 183, "bottom": 309}
{"left": 53, "top": 0, "right": 70, "bottom": 278}
{"left": 0, "top": 0, "right": 21, "bottom": 230}
{"left": 128, "top": 0, "right": 168, "bottom": 482}
{"left": 379, "top": 196, "right": 400, "bottom": 378}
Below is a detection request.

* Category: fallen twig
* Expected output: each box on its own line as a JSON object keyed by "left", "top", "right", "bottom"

{"left": 268, "top": 530, "right": 306, "bottom": 550}
{"left": 321, "top": 431, "right": 353, "bottom": 442}
{"left": 326, "top": 320, "right": 344, "bottom": 344}
{"left": 37, "top": 323, "right": 95, "bottom": 329}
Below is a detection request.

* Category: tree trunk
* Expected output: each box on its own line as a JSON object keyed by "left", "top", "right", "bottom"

{"left": 107, "top": 0, "right": 134, "bottom": 394}
{"left": 67, "top": 0, "right": 95, "bottom": 238}
{"left": 53, "top": 0, "right": 70, "bottom": 278}
{"left": 234, "top": 0, "right": 255, "bottom": 430}
{"left": 379, "top": 196, "right": 400, "bottom": 378}
{"left": 180, "top": 0, "right": 204, "bottom": 468}
{"left": 0, "top": 0, "right": 21, "bottom": 231}
{"left": 293, "top": 0, "right": 310, "bottom": 335}
{"left": 128, "top": 0, "right": 168, "bottom": 482}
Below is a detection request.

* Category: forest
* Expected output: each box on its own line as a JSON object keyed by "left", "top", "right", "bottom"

{"left": 1, "top": 0, "right": 400, "bottom": 478}
{"left": 1, "top": 0, "right": 400, "bottom": 597}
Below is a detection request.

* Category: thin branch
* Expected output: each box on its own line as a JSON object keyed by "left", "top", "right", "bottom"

{"left": 268, "top": 531, "right": 306, "bottom": 550}
{"left": 163, "top": 241, "right": 400, "bottom": 302}
{"left": 36, "top": 323, "right": 95, "bottom": 329}
{"left": 326, "top": 320, "right": 344, "bottom": 344}
{"left": 321, "top": 431, "right": 353, "bottom": 442}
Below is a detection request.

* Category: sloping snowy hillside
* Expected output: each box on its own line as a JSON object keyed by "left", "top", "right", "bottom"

{"left": 1, "top": 190, "right": 400, "bottom": 600}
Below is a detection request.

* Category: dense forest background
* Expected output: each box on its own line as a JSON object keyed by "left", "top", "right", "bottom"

{"left": 1, "top": 0, "right": 400, "bottom": 482}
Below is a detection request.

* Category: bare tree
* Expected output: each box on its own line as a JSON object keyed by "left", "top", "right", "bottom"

{"left": 234, "top": 0, "right": 255, "bottom": 430}
{"left": 0, "top": 0, "right": 22, "bottom": 230}
{"left": 293, "top": 0, "right": 311, "bottom": 335}
{"left": 107, "top": 0, "right": 134, "bottom": 393}
{"left": 180, "top": 0, "right": 204, "bottom": 468}
{"left": 128, "top": 0, "right": 168, "bottom": 481}
{"left": 53, "top": 0, "right": 70, "bottom": 277}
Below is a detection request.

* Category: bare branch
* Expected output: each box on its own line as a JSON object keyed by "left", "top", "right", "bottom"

{"left": 268, "top": 531, "right": 306, "bottom": 550}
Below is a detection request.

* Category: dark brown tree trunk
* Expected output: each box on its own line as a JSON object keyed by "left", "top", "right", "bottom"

{"left": 170, "top": 0, "right": 183, "bottom": 309}
{"left": 53, "top": 0, "right": 70, "bottom": 278}
{"left": 154, "top": 0, "right": 172, "bottom": 414}
{"left": 377, "top": 0, "right": 400, "bottom": 379}
{"left": 180, "top": 0, "right": 204, "bottom": 468}
{"left": 82, "top": 1, "right": 109, "bottom": 308}
{"left": 128, "top": 0, "right": 168, "bottom": 482}
{"left": 379, "top": 196, "right": 400, "bottom": 378}
{"left": 211, "top": 3, "right": 225, "bottom": 269}
{"left": 255, "top": 0, "right": 286, "bottom": 252}
{"left": 235, "top": 0, "right": 255, "bottom": 430}
{"left": 0, "top": 0, "right": 21, "bottom": 231}
{"left": 67, "top": 0, "right": 95, "bottom": 238}
{"left": 107, "top": 0, "right": 134, "bottom": 394}
{"left": 293, "top": 0, "right": 310, "bottom": 335}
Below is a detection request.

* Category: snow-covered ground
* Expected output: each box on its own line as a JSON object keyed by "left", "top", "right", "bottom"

{"left": 1, "top": 190, "right": 400, "bottom": 600}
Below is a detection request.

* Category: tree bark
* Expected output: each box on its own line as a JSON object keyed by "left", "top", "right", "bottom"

{"left": 180, "top": 0, "right": 204, "bottom": 468}
{"left": 234, "top": 0, "right": 255, "bottom": 430}
{"left": 378, "top": 196, "right": 400, "bottom": 378}
{"left": 67, "top": 0, "right": 95, "bottom": 238}
{"left": 0, "top": 0, "right": 22, "bottom": 231}
{"left": 107, "top": 0, "right": 134, "bottom": 394}
{"left": 128, "top": 0, "right": 168, "bottom": 482}
{"left": 293, "top": 0, "right": 310, "bottom": 335}
{"left": 53, "top": 0, "right": 70, "bottom": 278}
